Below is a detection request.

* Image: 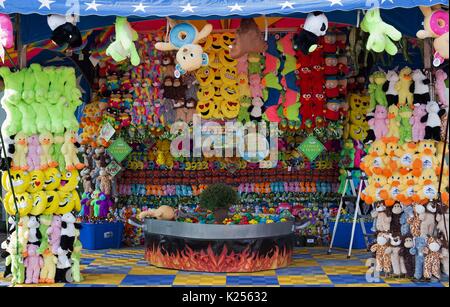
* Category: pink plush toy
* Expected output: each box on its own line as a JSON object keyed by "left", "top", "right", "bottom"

{"left": 410, "top": 104, "right": 427, "bottom": 141}
{"left": 24, "top": 244, "right": 44, "bottom": 284}
{"left": 27, "top": 135, "right": 41, "bottom": 171}
{"left": 0, "top": 14, "right": 14, "bottom": 63}
{"left": 368, "top": 105, "right": 389, "bottom": 140}
{"left": 47, "top": 216, "right": 62, "bottom": 254}
{"left": 249, "top": 74, "right": 263, "bottom": 98}
{"left": 435, "top": 69, "right": 448, "bottom": 107}
{"left": 237, "top": 54, "right": 248, "bottom": 75}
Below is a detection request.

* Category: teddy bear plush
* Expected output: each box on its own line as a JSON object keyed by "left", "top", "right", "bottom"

{"left": 24, "top": 244, "right": 44, "bottom": 284}
{"left": 423, "top": 236, "right": 442, "bottom": 280}
{"left": 410, "top": 104, "right": 427, "bottom": 142}
{"left": 399, "top": 234, "right": 415, "bottom": 278}
{"left": 370, "top": 232, "right": 393, "bottom": 275}
{"left": 47, "top": 215, "right": 62, "bottom": 254}
{"left": 410, "top": 236, "right": 427, "bottom": 280}
{"left": 419, "top": 201, "right": 438, "bottom": 237}
{"left": 389, "top": 235, "right": 407, "bottom": 277}
{"left": 368, "top": 105, "right": 389, "bottom": 140}
{"left": 389, "top": 202, "right": 403, "bottom": 236}
{"left": 61, "top": 130, "right": 85, "bottom": 171}
{"left": 371, "top": 202, "right": 392, "bottom": 232}
{"left": 421, "top": 100, "right": 446, "bottom": 141}
{"left": 229, "top": 18, "right": 267, "bottom": 59}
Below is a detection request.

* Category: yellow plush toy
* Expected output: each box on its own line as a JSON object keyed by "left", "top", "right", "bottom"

{"left": 360, "top": 139, "right": 390, "bottom": 177}
{"left": 361, "top": 174, "right": 388, "bottom": 204}
{"left": 380, "top": 171, "right": 402, "bottom": 206}
{"left": 384, "top": 137, "right": 401, "bottom": 173}
{"left": 397, "top": 172, "right": 417, "bottom": 205}
{"left": 412, "top": 140, "right": 440, "bottom": 177}
{"left": 61, "top": 130, "right": 85, "bottom": 171}
{"left": 12, "top": 132, "right": 29, "bottom": 171}
{"left": 395, "top": 67, "right": 414, "bottom": 107}
{"left": 412, "top": 168, "right": 439, "bottom": 203}
{"left": 349, "top": 110, "right": 369, "bottom": 141}
{"left": 397, "top": 142, "right": 418, "bottom": 175}
{"left": 387, "top": 105, "right": 400, "bottom": 139}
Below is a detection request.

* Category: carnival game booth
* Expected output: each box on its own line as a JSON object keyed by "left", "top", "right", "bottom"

{"left": 1, "top": 0, "right": 449, "bottom": 280}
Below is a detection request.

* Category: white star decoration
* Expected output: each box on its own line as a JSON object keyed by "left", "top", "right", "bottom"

{"left": 228, "top": 3, "right": 244, "bottom": 12}
{"left": 181, "top": 3, "right": 197, "bottom": 13}
{"left": 0, "top": 0, "right": 6, "bottom": 9}
{"left": 328, "top": 0, "right": 343, "bottom": 6}
{"left": 38, "top": 0, "right": 55, "bottom": 10}
{"left": 86, "top": 0, "right": 102, "bottom": 11}
{"left": 133, "top": 2, "right": 148, "bottom": 13}
{"left": 280, "top": 1, "right": 294, "bottom": 10}
{"left": 381, "top": 0, "right": 394, "bottom": 3}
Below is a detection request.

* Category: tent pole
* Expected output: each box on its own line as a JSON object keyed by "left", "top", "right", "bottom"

{"left": 14, "top": 14, "right": 26, "bottom": 69}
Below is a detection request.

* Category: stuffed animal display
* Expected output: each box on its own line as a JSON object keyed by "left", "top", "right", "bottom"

{"left": 106, "top": 17, "right": 140, "bottom": 66}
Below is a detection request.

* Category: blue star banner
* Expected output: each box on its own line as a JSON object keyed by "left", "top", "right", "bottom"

{"left": 0, "top": 0, "right": 447, "bottom": 17}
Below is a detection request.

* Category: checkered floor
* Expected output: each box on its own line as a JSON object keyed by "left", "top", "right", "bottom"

{"left": 1, "top": 247, "right": 448, "bottom": 287}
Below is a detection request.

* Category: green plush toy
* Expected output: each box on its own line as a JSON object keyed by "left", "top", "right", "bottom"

{"left": 37, "top": 214, "right": 52, "bottom": 254}
{"left": 285, "top": 102, "right": 301, "bottom": 121}
{"left": 0, "top": 67, "right": 23, "bottom": 136}
{"left": 45, "top": 67, "right": 65, "bottom": 134}
{"left": 368, "top": 71, "right": 388, "bottom": 109}
{"left": 106, "top": 17, "right": 140, "bottom": 66}
{"left": 71, "top": 230, "right": 83, "bottom": 282}
{"left": 62, "top": 67, "right": 82, "bottom": 131}
{"left": 52, "top": 133, "right": 66, "bottom": 171}
{"left": 360, "top": 8, "right": 402, "bottom": 56}
{"left": 398, "top": 105, "right": 413, "bottom": 144}
{"left": 31, "top": 64, "right": 52, "bottom": 133}
{"left": 20, "top": 67, "right": 38, "bottom": 135}
{"left": 238, "top": 96, "right": 251, "bottom": 123}
{"left": 5, "top": 232, "right": 25, "bottom": 284}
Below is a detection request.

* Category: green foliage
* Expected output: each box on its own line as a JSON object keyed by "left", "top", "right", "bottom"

{"left": 199, "top": 183, "right": 238, "bottom": 211}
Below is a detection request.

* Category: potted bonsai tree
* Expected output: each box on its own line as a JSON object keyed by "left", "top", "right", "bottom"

{"left": 199, "top": 183, "right": 238, "bottom": 222}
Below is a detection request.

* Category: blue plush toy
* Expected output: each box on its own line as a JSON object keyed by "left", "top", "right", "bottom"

{"left": 400, "top": 205, "right": 414, "bottom": 236}
{"left": 410, "top": 236, "right": 427, "bottom": 280}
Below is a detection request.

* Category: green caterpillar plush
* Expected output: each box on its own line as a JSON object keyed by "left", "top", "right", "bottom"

{"left": 31, "top": 64, "right": 52, "bottom": 133}
{"left": 398, "top": 105, "right": 413, "bottom": 144}
{"left": 62, "top": 67, "right": 82, "bottom": 131}
{"left": 52, "top": 133, "right": 66, "bottom": 171}
{"left": 0, "top": 67, "right": 24, "bottom": 136}
{"left": 45, "top": 66, "right": 65, "bottom": 134}
{"left": 71, "top": 229, "right": 83, "bottom": 282}
{"left": 37, "top": 215, "right": 52, "bottom": 254}
{"left": 21, "top": 67, "right": 38, "bottom": 135}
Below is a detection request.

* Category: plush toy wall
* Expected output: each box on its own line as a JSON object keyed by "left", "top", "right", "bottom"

{"left": 0, "top": 65, "right": 84, "bottom": 284}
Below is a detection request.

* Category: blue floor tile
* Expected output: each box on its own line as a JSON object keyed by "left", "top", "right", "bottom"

{"left": 103, "top": 253, "right": 143, "bottom": 259}
{"left": 64, "top": 284, "right": 118, "bottom": 287}
{"left": 121, "top": 275, "right": 176, "bottom": 286}
{"left": 328, "top": 274, "right": 384, "bottom": 284}
{"left": 316, "top": 259, "right": 366, "bottom": 266}
{"left": 81, "top": 265, "right": 132, "bottom": 275}
{"left": 80, "top": 258, "right": 96, "bottom": 265}
{"left": 226, "top": 276, "right": 279, "bottom": 286}
{"left": 292, "top": 254, "right": 314, "bottom": 259}
{"left": 276, "top": 266, "right": 324, "bottom": 276}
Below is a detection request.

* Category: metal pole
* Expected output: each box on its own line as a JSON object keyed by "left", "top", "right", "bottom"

{"left": 347, "top": 175, "right": 364, "bottom": 258}
{"left": 327, "top": 171, "right": 349, "bottom": 254}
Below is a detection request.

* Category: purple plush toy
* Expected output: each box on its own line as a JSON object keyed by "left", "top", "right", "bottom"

{"left": 27, "top": 135, "right": 41, "bottom": 171}
{"left": 24, "top": 244, "right": 44, "bottom": 284}
{"left": 368, "top": 105, "right": 389, "bottom": 140}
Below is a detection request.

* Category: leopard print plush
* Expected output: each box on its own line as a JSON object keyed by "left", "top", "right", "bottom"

{"left": 407, "top": 212, "right": 421, "bottom": 237}
{"left": 423, "top": 248, "right": 441, "bottom": 279}
{"left": 370, "top": 244, "right": 392, "bottom": 273}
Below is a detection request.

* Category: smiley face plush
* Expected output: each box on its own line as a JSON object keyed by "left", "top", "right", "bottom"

{"left": 210, "top": 34, "right": 224, "bottom": 53}
{"left": 196, "top": 99, "right": 214, "bottom": 119}
{"left": 30, "top": 191, "right": 47, "bottom": 216}
{"left": 220, "top": 66, "right": 237, "bottom": 85}
{"left": 3, "top": 192, "right": 14, "bottom": 215}
{"left": 8, "top": 192, "right": 32, "bottom": 217}
{"left": 196, "top": 67, "right": 214, "bottom": 86}
{"left": 208, "top": 52, "right": 221, "bottom": 69}
{"left": 43, "top": 190, "right": 60, "bottom": 214}
{"left": 197, "top": 85, "right": 215, "bottom": 101}
{"left": 44, "top": 168, "right": 61, "bottom": 191}
{"left": 212, "top": 69, "right": 223, "bottom": 86}
{"left": 2, "top": 170, "right": 30, "bottom": 193}
{"left": 58, "top": 169, "right": 80, "bottom": 192}
{"left": 219, "top": 49, "right": 237, "bottom": 67}
{"left": 221, "top": 100, "right": 240, "bottom": 119}
{"left": 56, "top": 191, "right": 75, "bottom": 215}
{"left": 27, "top": 170, "right": 45, "bottom": 193}
{"left": 221, "top": 84, "right": 239, "bottom": 101}
{"left": 220, "top": 33, "right": 235, "bottom": 49}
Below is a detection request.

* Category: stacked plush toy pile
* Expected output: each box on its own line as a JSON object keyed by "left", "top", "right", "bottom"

{"left": 0, "top": 64, "right": 85, "bottom": 285}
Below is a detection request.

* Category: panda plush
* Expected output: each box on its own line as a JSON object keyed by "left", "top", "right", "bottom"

{"left": 47, "top": 14, "right": 82, "bottom": 48}
{"left": 27, "top": 216, "right": 41, "bottom": 246}
{"left": 60, "top": 213, "right": 82, "bottom": 252}
{"left": 55, "top": 247, "right": 73, "bottom": 283}
{"left": 293, "top": 12, "right": 328, "bottom": 55}
{"left": 1, "top": 216, "right": 16, "bottom": 278}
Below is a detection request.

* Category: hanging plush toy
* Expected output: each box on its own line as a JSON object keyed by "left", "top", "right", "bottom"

{"left": 411, "top": 69, "right": 431, "bottom": 105}
{"left": 368, "top": 71, "right": 388, "bottom": 108}
{"left": 293, "top": 12, "right": 328, "bottom": 55}
{"left": 0, "top": 67, "right": 24, "bottom": 136}
{"left": 360, "top": 8, "right": 402, "bottom": 55}
{"left": 229, "top": 18, "right": 267, "bottom": 59}
{"left": 155, "top": 18, "right": 212, "bottom": 78}
{"left": 395, "top": 67, "right": 414, "bottom": 107}
{"left": 417, "top": 5, "right": 449, "bottom": 66}
{"left": 0, "top": 14, "right": 14, "bottom": 63}
{"left": 106, "top": 17, "right": 140, "bottom": 66}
